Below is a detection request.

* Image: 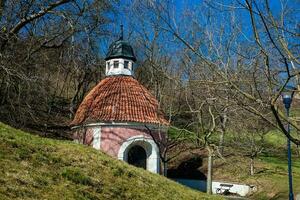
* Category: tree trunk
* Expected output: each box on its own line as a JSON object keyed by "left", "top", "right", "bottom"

{"left": 206, "top": 146, "right": 213, "bottom": 194}
{"left": 219, "top": 130, "right": 225, "bottom": 155}
{"left": 250, "top": 157, "right": 254, "bottom": 176}
{"left": 219, "top": 108, "right": 227, "bottom": 155}
{"left": 163, "top": 161, "right": 168, "bottom": 177}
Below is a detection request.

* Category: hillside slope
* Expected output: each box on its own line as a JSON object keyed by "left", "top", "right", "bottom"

{"left": 0, "top": 123, "right": 222, "bottom": 200}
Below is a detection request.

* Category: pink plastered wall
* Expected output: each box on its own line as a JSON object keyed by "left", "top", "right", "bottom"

{"left": 73, "top": 128, "right": 94, "bottom": 146}
{"left": 100, "top": 126, "right": 165, "bottom": 157}
{"left": 73, "top": 126, "right": 166, "bottom": 158}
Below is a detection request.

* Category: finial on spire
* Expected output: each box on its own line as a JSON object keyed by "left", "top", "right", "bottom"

{"left": 120, "top": 24, "right": 124, "bottom": 40}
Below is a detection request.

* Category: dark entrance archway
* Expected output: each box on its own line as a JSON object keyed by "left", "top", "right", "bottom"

{"left": 127, "top": 145, "right": 147, "bottom": 169}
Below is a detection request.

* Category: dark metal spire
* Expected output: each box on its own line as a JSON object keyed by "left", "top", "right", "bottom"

{"left": 105, "top": 24, "right": 136, "bottom": 62}
{"left": 120, "top": 24, "right": 124, "bottom": 40}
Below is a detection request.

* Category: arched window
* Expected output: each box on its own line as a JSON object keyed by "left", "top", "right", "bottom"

{"left": 127, "top": 145, "right": 147, "bottom": 169}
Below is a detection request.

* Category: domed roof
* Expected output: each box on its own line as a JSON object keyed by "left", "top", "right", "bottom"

{"left": 105, "top": 39, "right": 137, "bottom": 62}
{"left": 71, "top": 76, "right": 169, "bottom": 126}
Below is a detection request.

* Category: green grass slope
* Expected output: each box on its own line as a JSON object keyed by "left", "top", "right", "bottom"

{"left": 0, "top": 123, "right": 222, "bottom": 200}
{"left": 212, "top": 131, "right": 300, "bottom": 200}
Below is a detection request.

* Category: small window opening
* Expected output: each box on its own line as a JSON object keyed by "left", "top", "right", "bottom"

{"left": 124, "top": 61, "right": 129, "bottom": 69}
{"left": 114, "top": 61, "right": 119, "bottom": 68}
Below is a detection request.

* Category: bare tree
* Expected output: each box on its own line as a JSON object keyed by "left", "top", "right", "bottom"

{"left": 133, "top": 0, "right": 300, "bottom": 144}
{"left": 145, "top": 125, "right": 192, "bottom": 176}
{"left": 230, "top": 111, "right": 272, "bottom": 175}
{"left": 0, "top": 0, "right": 114, "bottom": 135}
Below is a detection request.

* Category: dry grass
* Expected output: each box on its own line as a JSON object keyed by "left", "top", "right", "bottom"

{"left": 0, "top": 122, "right": 222, "bottom": 200}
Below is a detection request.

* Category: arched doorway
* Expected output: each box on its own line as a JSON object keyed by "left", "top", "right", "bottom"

{"left": 127, "top": 145, "right": 147, "bottom": 169}
{"left": 118, "top": 135, "right": 160, "bottom": 173}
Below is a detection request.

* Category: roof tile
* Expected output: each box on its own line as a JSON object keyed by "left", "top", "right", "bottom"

{"left": 71, "top": 76, "right": 169, "bottom": 126}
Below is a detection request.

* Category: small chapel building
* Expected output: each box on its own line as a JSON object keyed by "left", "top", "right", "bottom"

{"left": 70, "top": 33, "right": 169, "bottom": 174}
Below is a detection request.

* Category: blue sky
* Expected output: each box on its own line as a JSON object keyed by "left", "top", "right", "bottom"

{"left": 100, "top": 0, "right": 299, "bottom": 61}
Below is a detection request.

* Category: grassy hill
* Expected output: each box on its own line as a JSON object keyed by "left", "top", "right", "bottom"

{"left": 168, "top": 127, "right": 300, "bottom": 200}
{"left": 0, "top": 123, "right": 223, "bottom": 200}
{"left": 212, "top": 154, "right": 300, "bottom": 199}
{"left": 210, "top": 131, "right": 300, "bottom": 200}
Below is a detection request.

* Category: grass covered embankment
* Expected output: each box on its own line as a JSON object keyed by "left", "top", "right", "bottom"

{"left": 168, "top": 127, "right": 300, "bottom": 200}
{"left": 213, "top": 131, "right": 300, "bottom": 200}
{"left": 0, "top": 123, "right": 222, "bottom": 200}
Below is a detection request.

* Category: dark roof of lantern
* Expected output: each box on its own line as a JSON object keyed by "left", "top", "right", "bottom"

{"left": 105, "top": 39, "right": 137, "bottom": 62}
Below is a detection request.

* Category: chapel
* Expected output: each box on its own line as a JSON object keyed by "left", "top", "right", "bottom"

{"left": 70, "top": 30, "right": 169, "bottom": 174}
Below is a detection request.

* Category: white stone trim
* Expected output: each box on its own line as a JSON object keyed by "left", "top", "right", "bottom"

{"left": 105, "top": 58, "right": 133, "bottom": 76}
{"left": 71, "top": 121, "right": 168, "bottom": 131}
{"left": 92, "top": 127, "right": 101, "bottom": 150}
{"left": 117, "top": 135, "right": 160, "bottom": 174}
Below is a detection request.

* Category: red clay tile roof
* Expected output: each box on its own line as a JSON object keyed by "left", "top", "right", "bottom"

{"left": 71, "top": 76, "right": 169, "bottom": 126}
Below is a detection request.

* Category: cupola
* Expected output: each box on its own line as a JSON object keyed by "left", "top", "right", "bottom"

{"left": 105, "top": 26, "right": 136, "bottom": 76}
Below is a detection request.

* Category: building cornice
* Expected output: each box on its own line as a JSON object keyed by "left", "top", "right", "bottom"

{"left": 71, "top": 121, "right": 169, "bottom": 131}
